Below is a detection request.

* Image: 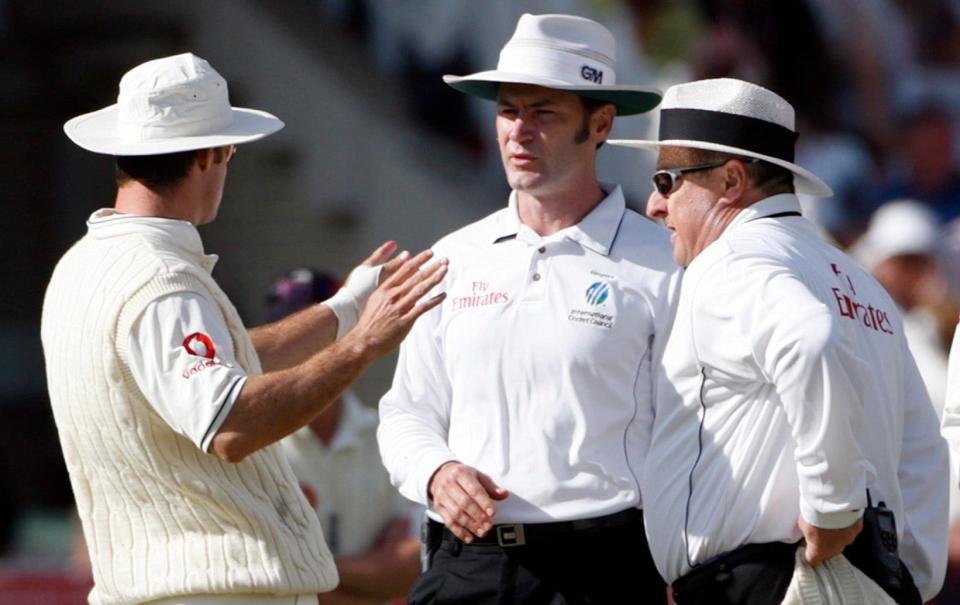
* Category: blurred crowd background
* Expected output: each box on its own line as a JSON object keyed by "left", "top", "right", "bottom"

{"left": 2, "top": 0, "right": 959, "bottom": 602}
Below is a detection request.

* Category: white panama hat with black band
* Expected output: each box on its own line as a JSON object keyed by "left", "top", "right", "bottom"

{"left": 64, "top": 53, "right": 284, "bottom": 156}
{"left": 610, "top": 78, "right": 833, "bottom": 197}
{"left": 443, "top": 13, "right": 662, "bottom": 116}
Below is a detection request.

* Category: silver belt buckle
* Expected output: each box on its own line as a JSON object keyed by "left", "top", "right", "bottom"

{"left": 495, "top": 524, "right": 526, "bottom": 547}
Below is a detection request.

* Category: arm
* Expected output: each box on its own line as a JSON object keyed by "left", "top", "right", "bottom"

{"left": 377, "top": 261, "right": 507, "bottom": 541}
{"left": 743, "top": 264, "right": 868, "bottom": 546}
{"left": 250, "top": 242, "right": 400, "bottom": 372}
{"left": 210, "top": 251, "right": 447, "bottom": 463}
{"left": 761, "top": 279, "right": 867, "bottom": 525}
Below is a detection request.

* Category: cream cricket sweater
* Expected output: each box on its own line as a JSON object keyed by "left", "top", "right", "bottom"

{"left": 41, "top": 212, "right": 338, "bottom": 605}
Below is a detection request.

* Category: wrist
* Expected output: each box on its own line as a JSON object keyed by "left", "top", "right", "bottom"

{"left": 336, "top": 327, "right": 381, "bottom": 367}
{"left": 321, "top": 264, "right": 383, "bottom": 340}
{"left": 322, "top": 289, "right": 359, "bottom": 340}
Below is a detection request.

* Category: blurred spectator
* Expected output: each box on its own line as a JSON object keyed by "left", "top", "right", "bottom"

{"left": 874, "top": 104, "right": 960, "bottom": 223}
{"left": 853, "top": 202, "right": 960, "bottom": 605}
{"left": 269, "top": 268, "right": 422, "bottom": 605}
{"left": 852, "top": 199, "right": 956, "bottom": 414}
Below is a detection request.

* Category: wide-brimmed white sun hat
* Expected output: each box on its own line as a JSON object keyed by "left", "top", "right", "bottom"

{"left": 64, "top": 53, "right": 284, "bottom": 156}
{"left": 610, "top": 78, "right": 832, "bottom": 196}
{"left": 443, "top": 13, "right": 661, "bottom": 116}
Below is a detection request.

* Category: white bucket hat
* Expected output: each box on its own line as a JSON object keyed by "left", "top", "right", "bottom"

{"left": 64, "top": 53, "right": 283, "bottom": 156}
{"left": 610, "top": 78, "right": 833, "bottom": 196}
{"left": 443, "top": 13, "right": 661, "bottom": 116}
{"left": 851, "top": 199, "right": 942, "bottom": 269}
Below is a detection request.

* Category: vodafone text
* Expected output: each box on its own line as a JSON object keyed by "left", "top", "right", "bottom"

{"left": 182, "top": 358, "right": 225, "bottom": 379}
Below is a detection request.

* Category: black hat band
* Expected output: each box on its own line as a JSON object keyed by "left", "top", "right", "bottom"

{"left": 659, "top": 108, "right": 798, "bottom": 162}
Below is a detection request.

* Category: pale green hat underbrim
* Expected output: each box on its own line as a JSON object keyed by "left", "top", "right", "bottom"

{"left": 443, "top": 72, "right": 662, "bottom": 116}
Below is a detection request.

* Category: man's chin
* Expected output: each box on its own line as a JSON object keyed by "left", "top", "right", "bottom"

{"left": 506, "top": 172, "right": 545, "bottom": 193}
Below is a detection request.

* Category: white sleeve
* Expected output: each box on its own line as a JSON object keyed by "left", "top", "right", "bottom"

{"left": 377, "top": 288, "right": 457, "bottom": 507}
{"left": 127, "top": 292, "right": 248, "bottom": 452}
{"left": 739, "top": 260, "right": 869, "bottom": 528}
{"left": 900, "top": 343, "right": 950, "bottom": 601}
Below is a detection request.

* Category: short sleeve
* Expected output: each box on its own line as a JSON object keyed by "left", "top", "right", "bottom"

{"left": 127, "top": 292, "right": 247, "bottom": 451}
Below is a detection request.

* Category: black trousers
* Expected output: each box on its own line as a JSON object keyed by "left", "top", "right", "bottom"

{"left": 408, "top": 512, "right": 666, "bottom": 604}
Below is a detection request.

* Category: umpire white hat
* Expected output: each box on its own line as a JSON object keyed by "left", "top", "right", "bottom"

{"left": 610, "top": 78, "right": 833, "bottom": 197}
{"left": 443, "top": 13, "right": 661, "bottom": 116}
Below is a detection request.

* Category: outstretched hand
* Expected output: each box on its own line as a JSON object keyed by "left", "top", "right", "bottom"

{"left": 357, "top": 240, "right": 418, "bottom": 286}
{"left": 350, "top": 249, "right": 448, "bottom": 356}
{"left": 360, "top": 241, "right": 399, "bottom": 268}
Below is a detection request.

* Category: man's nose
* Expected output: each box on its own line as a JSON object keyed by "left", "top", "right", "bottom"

{"left": 646, "top": 190, "right": 667, "bottom": 220}
{"left": 508, "top": 115, "right": 535, "bottom": 142}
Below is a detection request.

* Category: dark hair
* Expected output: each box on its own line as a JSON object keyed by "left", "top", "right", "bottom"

{"left": 576, "top": 95, "right": 615, "bottom": 149}
{"left": 579, "top": 95, "right": 613, "bottom": 115}
{"left": 115, "top": 149, "right": 200, "bottom": 191}
{"left": 687, "top": 148, "right": 795, "bottom": 196}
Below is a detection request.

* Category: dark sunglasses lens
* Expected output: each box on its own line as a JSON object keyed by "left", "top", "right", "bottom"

{"left": 652, "top": 172, "right": 674, "bottom": 196}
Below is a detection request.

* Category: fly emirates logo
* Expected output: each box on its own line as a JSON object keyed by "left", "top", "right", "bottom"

{"left": 830, "top": 264, "right": 894, "bottom": 335}
{"left": 451, "top": 280, "right": 510, "bottom": 311}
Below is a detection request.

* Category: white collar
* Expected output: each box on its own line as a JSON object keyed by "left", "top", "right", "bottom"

{"left": 724, "top": 193, "right": 803, "bottom": 235}
{"left": 493, "top": 183, "right": 627, "bottom": 256}
{"left": 87, "top": 209, "right": 219, "bottom": 272}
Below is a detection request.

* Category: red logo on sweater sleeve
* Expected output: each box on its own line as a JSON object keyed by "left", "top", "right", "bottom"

{"left": 182, "top": 332, "right": 216, "bottom": 359}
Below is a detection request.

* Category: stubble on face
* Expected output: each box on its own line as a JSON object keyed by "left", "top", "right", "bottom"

{"left": 496, "top": 85, "right": 596, "bottom": 196}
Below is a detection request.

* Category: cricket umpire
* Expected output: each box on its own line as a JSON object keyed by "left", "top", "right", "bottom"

{"left": 378, "top": 13, "right": 679, "bottom": 604}
{"left": 612, "top": 78, "right": 949, "bottom": 604}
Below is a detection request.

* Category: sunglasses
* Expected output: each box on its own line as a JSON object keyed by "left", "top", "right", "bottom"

{"left": 651, "top": 158, "right": 761, "bottom": 197}
{"left": 651, "top": 160, "right": 730, "bottom": 197}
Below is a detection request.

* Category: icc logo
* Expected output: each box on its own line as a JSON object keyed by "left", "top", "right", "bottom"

{"left": 585, "top": 281, "right": 610, "bottom": 306}
{"left": 580, "top": 65, "right": 603, "bottom": 84}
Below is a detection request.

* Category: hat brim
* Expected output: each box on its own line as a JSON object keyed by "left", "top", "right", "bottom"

{"left": 64, "top": 105, "right": 284, "bottom": 156}
{"left": 608, "top": 138, "right": 833, "bottom": 197}
{"left": 443, "top": 72, "right": 661, "bottom": 116}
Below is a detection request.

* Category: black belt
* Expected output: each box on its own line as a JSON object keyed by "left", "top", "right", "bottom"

{"left": 431, "top": 507, "right": 642, "bottom": 547}
{"left": 671, "top": 540, "right": 798, "bottom": 602}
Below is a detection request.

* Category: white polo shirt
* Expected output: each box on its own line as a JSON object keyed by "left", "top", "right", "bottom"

{"left": 644, "top": 195, "right": 948, "bottom": 600}
{"left": 378, "top": 185, "right": 680, "bottom": 523}
{"left": 90, "top": 210, "right": 248, "bottom": 453}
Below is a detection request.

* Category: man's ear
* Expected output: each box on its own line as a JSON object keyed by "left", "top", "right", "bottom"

{"left": 194, "top": 148, "right": 214, "bottom": 172}
{"left": 718, "top": 159, "right": 750, "bottom": 207}
{"left": 591, "top": 104, "right": 616, "bottom": 142}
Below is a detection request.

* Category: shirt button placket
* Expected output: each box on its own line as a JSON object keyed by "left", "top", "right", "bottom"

{"left": 524, "top": 244, "right": 546, "bottom": 301}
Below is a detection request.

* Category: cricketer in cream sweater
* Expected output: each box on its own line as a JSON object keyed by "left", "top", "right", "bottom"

{"left": 42, "top": 54, "right": 446, "bottom": 605}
